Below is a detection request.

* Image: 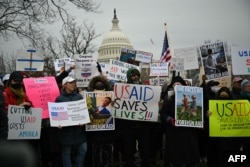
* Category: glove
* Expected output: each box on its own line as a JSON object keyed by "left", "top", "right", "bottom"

{"left": 166, "top": 116, "right": 176, "bottom": 127}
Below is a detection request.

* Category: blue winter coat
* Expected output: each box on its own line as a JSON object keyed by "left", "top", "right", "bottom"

{"left": 55, "top": 89, "right": 87, "bottom": 145}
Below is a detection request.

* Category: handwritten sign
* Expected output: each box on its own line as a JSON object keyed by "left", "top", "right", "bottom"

{"left": 8, "top": 105, "right": 42, "bottom": 140}
{"left": 74, "top": 54, "right": 99, "bottom": 87}
{"left": 209, "top": 100, "right": 250, "bottom": 137}
{"left": 231, "top": 45, "right": 250, "bottom": 75}
{"left": 149, "top": 62, "right": 169, "bottom": 76}
{"left": 108, "top": 59, "right": 139, "bottom": 82}
{"left": 48, "top": 99, "right": 90, "bottom": 127}
{"left": 135, "top": 50, "right": 153, "bottom": 63}
{"left": 175, "top": 85, "right": 203, "bottom": 128}
{"left": 54, "top": 58, "right": 74, "bottom": 72}
{"left": 23, "top": 77, "right": 60, "bottom": 119}
{"left": 113, "top": 83, "right": 161, "bottom": 122}
{"left": 85, "top": 91, "right": 114, "bottom": 131}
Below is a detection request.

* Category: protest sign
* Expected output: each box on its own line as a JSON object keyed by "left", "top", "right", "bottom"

{"left": 169, "top": 57, "right": 184, "bottom": 71}
{"left": 23, "top": 77, "right": 60, "bottom": 119}
{"left": 173, "top": 46, "right": 199, "bottom": 70}
{"left": 120, "top": 48, "right": 136, "bottom": 62}
{"left": 8, "top": 105, "right": 42, "bottom": 140}
{"left": 16, "top": 49, "right": 44, "bottom": 71}
{"left": 54, "top": 58, "right": 74, "bottom": 73}
{"left": 113, "top": 83, "right": 161, "bottom": 122}
{"left": 48, "top": 99, "right": 90, "bottom": 127}
{"left": 85, "top": 91, "right": 114, "bottom": 131}
{"left": 149, "top": 76, "right": 167, "bottom": 86}
{"left": 199, "top": 41, "right": 229, "bottom": 80}
{"left": 74, "top": 54, "right": 99, "bottom": 87}
{"left": 231, "top": 44, "right": 250, "bottom": 75}
{"left": 135, "top": 50, "right": 152, "bottom": 63}
{"left": 175, "top": 85, "right": 203, "bottom": 128}
{"left": 209, "top": 100, "right": 250, "bottom": 137}
{"left": 108, "top": 59, "right": 139, "bottom": 82}
{"left": 149, "top": 62, "right": 169, "bottom": 76}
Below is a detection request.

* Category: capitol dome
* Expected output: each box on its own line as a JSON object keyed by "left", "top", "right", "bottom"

{"left": 97, "top": 9, "right": 134, "bottom": 63}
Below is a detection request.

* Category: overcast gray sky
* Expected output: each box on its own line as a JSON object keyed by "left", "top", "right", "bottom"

{"left": 1, "top": 0, "right": 250, "bottom": 60}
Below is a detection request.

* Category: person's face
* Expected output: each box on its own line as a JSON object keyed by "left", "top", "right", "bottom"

{"left": 131, "top": 73, "right": 140, "bottom": 83}
{"left": 173, "top": 82, "right": 182, "bottom": 89}
{"left": 233, "top": 82, "right": 241, "bottom": 89}
{"left": 95, "top": 81, "right": 105, "bottom": 90}
{"left": 10, "top": 80, "right": 23, "bottom": 90}
{"left": 64, "top": 81, "right": 76, "bottom": 92}
{"left": 219, "top": 91, "right": 229, "bottom": 98}
{"left": 102, "top": 98, "right": 111, "bottom": 107}
{"left": 244, "top": 84, "right": 250, "bottom": 93}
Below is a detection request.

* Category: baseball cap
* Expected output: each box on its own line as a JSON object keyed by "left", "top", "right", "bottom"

{"left": 2, "top": 74, "right": 10, "bottom": 82}
{"left": 233, "top": 77, "right": 243, "bottom": 83}
{"left": 62, "top": 76, "right": 76, "bottom": 85}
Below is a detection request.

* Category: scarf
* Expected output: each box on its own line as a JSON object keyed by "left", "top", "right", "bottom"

{"left": 10, "top": 87, "right": 25, "bottom": 105}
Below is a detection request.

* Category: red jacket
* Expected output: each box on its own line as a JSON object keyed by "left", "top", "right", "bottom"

{"left": 3, "top": 87, "right": 32, "bottom": 111}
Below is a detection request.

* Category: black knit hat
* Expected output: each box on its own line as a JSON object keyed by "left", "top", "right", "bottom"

{"left": 8, "top": 71, "right": 23, "bottom": 85}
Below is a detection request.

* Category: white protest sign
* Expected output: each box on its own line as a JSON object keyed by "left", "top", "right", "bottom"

{"left": 169, "top": 57, "right": 184, "bottom": 71}
{"left": 113, "top": 83, "right": 161, "bottom": 122}
{"left": 108, "top": 59, "right": 140, "bottom": 82}
{"left": 16, "top": 49, "right": 44, "bottom": 71}
{"left": 8, "top": 105, "right": 42, "bottom": 140}
{"left": 74, "top": 54, "right": 99, "bottom": 87}
{"left": 135, "top": 50, "right": 153, "bottom": 63}
{"left": 173, "top": 47, "right": 199, "bottom": 70}
{"left": 149, "top": 76, "right": 167, "bottom": 86}
{"left": 54, "top": 58, "right": 74, "bottom": 72}
{"left": 48, "top": 99, "right": 90, "bottom": 127}
{"left": 231, "top": 44, "right": 250, "bottom": 75}
{"left": 149, "top": 62, "right": 169, "bottom": 76}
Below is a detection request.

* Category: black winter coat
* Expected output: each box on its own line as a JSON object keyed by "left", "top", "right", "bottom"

{"left": 161, "top": 95, "right": 200, "bottom": 165}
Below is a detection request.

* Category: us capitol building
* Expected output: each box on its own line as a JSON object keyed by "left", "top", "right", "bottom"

{"left": 97, "top": 9, "right": 153, "bottom": 83}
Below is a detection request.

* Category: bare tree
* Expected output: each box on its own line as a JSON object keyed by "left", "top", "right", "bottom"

{"left": 0, "top": 0, "right": 100, "bottom": 47}
{"left": 2, "top": 52, "right": 17, "bottom": 73}
{"left": 60, "top": 20, "right": 101, "bottom": 57}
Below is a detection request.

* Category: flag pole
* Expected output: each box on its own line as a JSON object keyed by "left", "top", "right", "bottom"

{"left": 164, "top": 23, "right": 170, "bottom": 49}
{"left": 164, "top": 22, "right": 173, "bottom": 82}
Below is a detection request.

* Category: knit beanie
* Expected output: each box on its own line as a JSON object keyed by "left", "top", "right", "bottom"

{"left": 241, "top": 79, "right": 250, "bottom": 88}
{"left": 8, "top": 71, "right": 23, "bottom": 86}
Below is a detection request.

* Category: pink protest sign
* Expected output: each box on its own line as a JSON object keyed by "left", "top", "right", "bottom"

{"left": 23, "top": 77, "right": 60, "bottom": 119}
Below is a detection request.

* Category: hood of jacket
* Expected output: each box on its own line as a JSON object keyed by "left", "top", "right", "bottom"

{"left": 126, "top": 68, "right": 141, "bottom": 84}
{"left": 87, "top": 75, "right": 112, "bottom": 91}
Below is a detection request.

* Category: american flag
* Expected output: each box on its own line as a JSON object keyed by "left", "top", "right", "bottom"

{"left": 160, "top": 31, "right": 171, "bottom": 63}
{"left": 51, "top": 111, "right": 69, "bottom": 120}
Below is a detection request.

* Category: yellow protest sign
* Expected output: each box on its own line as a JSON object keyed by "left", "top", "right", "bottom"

{"left": 209, "top": 100, "right": 250, "bottom": 137}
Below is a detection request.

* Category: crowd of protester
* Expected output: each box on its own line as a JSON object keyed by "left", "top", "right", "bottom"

{"left": 0, "top": 64, "right": 250, "bottom": 167}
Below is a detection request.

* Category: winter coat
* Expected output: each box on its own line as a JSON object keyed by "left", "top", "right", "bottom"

{"left": 55, "top": 89, "right": 87, "bottom": 145}
{"left": 0, "top": 91, "right": 8, "bottom": 140}
{"left": 161, "top": 95, "right": 200, "bottom": 165}
{"left": 3, "top": 87, "right": 32, "bottom": 111}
